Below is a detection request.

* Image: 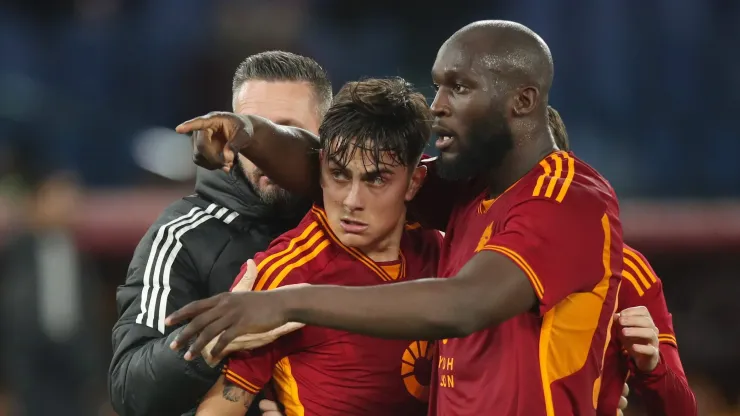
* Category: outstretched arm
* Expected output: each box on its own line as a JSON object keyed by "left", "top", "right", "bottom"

{"left": 169, "top": 249, "right": 538, "bottom": 356}
{"left": 284, "top": 250, "right": 537, "bottom": 339}
{"left": 178, "top": 112, "right": 461, "bottom": 230}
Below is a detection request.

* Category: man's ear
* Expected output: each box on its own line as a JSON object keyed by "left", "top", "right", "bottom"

{"left": 405, "top": 165, "right": 428, "bottom": 201}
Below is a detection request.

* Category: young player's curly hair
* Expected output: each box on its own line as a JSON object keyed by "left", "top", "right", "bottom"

{"left": 547, "top": 106, "right": 569, "bottom": 151}
{"left": 319, "top": 77, "right": 431, "bottom": 172}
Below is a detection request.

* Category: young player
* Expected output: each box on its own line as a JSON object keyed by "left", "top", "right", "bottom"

{"left": 547, "top": 107, "right": 697, "bottom": 415}
{"left": 194, "top": 77, "right": 440, "bottom": 416}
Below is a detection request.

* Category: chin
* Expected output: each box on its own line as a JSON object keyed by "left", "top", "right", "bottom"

{"left": 336, "top": 232, "right": 369, "bottom": 249}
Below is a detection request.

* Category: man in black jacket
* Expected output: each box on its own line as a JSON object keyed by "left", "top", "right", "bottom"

{"left": 109, "top": 51, "right": 332, "bottom": 416}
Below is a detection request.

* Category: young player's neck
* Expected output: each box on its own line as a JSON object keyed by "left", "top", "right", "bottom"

{"left": 359, "top": 214, "right": 406, "bottom": 263}
{"left": 485, "top": 129, "right": 556, "bottom": 198}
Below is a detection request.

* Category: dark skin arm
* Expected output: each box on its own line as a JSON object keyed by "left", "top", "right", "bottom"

{"left": 178, "top": 112, "right": 454, "bottom": 230}
{"left": 167, "top": 251, "right": 537, "bottom": 359}
{"left": 180, "top": 112, "right": 322, "bottom": 201}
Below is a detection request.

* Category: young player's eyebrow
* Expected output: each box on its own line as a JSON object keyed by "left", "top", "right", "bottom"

{"left": 360, "top": 167, "right": 395, "bottom": 181}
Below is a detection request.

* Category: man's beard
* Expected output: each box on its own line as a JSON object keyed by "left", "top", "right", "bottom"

{"left": 437, "top": 114, "right": 514, "bottom": 181}
{"left": 254, "top": 181, "right": 294, "bottom": 206}
{"left": 250, "top": 170, "right": 300, "bottom": 208}
{"left": 241, "top": 161, "right": 302, "bottom": 210}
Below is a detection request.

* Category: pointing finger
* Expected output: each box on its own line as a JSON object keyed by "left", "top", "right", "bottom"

{"left": 176, "top": 116, "right": 220, "bottom": 134}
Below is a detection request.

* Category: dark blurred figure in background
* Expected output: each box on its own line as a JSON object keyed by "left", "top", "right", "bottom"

{"left": 0, "top": 164, "right": 105, "bottom": 416}
{"left": 109, "top": 51, "right": 332, "bottom": 416}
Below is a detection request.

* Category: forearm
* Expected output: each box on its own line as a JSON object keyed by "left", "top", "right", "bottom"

{"left": 629, "top": 347, "right": 697, "bottom": 416}
{"left": 197, "top": 376, "right": 254, "bottom": 416}
{"left": 240, "top": 115, "right": 321, "bottom": 199}
{"left": 281, "top": 277, "right": 483, "bottom": 340}
{"left": 110, "top": 325, "right": 221, "bottom": 415}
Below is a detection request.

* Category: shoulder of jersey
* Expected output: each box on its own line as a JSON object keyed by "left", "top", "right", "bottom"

{"left": 403, "top": 222, "right": 443, "bottom": 250}
{"left": 621, "top": 245, "right": 662, "bottom": 298}
{"left": 252, "top": 217, "right": 334, "bottom": 291}
{"left": 525, "top": 151, "right": 610, "bottom": 205}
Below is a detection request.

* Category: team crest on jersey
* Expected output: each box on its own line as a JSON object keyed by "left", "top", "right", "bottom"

{"left": 401, "top": 341, "right": 434, "bottom": 402}
{"left": 475, "top": 222, "right": 494, "bottom": 252}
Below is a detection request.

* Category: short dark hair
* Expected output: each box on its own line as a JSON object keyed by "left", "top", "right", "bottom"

{"left": 232, "top": 51, "right": 333, "bottom": 116}
{"left": 547, "top": 105, "right": 569, "bottom": 151}
{"left": 319, "top": 77, "right": 431, "bottom": 172}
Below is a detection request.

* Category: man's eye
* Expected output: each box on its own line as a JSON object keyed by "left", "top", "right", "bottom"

{"left": 369, "top": 176, "right": 386, "bottom": 186}
{"left": 331, "top": 170, "right": 348, "bottom": 180}
{"left": 453, "top": 84, "right": 468, "bottom": 94}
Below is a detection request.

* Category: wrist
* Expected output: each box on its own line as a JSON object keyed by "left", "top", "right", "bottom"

{"left": 275, "top": 285, "right": 310, "bottom": 323}
{"left": 631, "top": 351, "right": 667, "bottom": 380}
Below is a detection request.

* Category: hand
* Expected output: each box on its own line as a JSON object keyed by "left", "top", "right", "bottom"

{"left": 176, "top": 112, "right": 255, "bottom": 172}
{"left": 617, "top": 382, "right": 629, "bottom": 415}
{"left": 259, "top": 399, "right": 285, "bottom": 416}
{"left": 201, "top": 260, "right": 306, "bottom": 366}
{"left": 615, "top": 306, "right": 660, "bottom": 372}
{"left": 167, "top": 290, "right": 287, "bottom": 360}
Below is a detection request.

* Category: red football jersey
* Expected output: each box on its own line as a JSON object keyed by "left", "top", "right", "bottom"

{"left": 427, "top": 151, "right": 623, "bottom": 416}
{"left": 223, "top": 205, "right": 440, "bottom": 416}
{"left": 597, "top": 245, "right": 685, "bottom": 415}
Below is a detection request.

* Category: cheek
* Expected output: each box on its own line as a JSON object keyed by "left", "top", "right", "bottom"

{"left": 321, "top": 181, "right": 347, "bottom": 204}
{"left": 367, "top": 185, "right": 408, "bottom": 218}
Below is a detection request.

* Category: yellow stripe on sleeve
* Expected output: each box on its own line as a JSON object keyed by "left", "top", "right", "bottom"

{"left": 481, "top": 245, "right": 544, "bottom": 299}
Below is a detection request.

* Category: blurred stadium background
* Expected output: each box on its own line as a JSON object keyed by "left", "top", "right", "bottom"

{"left": 0, "top": 1, "right": 738, "bottom": 415}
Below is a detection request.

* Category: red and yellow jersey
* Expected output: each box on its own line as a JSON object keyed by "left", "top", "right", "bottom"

{"left": 598, "top": 245, "right": 694, "bottom": 415}
{"left": 428, "top": 151, "right": 623, "bottom": 416}
{"left": 223, "top": 205, "right": 441, "bottom": 416}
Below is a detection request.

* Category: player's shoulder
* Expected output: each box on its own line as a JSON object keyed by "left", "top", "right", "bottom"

{"left": 402, "top": 222, "right": 443, "bottom": 257}
{"left": 514, "top": 151, "right": 616, "bottom": 210}
{"left": 252, "top": 207, "right": 337, "bottom": 290}
{"left": 620, "top": 244, "right": 663, "bottom": 301}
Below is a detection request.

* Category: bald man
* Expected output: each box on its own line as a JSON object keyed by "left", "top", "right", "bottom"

{"left": 168, "top": 20, "right": 625, "bottom": 415}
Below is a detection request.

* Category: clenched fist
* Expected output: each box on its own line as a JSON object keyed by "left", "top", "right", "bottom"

{"left": 615, "top": 306, "right": 660, "bottom": 372}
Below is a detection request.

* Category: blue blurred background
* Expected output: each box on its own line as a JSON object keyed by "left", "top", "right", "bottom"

{"left": 0, "top": 1, "right": 738, "bottom": 415}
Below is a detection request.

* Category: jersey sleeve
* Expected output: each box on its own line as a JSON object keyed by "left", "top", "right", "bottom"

{"left": 619, "top": 247, "right": 677, "bottom": 347}
{"left": 224, "top": 220, "right": 329, "bottom": 393}
{"left": 480, "top": 189, "right": 621, "bottom": 315}
{"left": 223, "top": 331, "right": 303, "bottom": 394}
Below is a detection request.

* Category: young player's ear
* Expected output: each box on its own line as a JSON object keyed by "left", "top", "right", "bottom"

{"left": 405, "top": 165, "right": 427, "bottom": 201}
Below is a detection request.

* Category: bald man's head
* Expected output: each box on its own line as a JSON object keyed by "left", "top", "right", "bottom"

{"left": 430, "top": 20, "right": 555, "bottom": 180}
{"left": 448, "top": 20, "right": 553, "bottom": 98}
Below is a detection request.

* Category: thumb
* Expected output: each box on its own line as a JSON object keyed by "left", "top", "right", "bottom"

{"left": 233, "top": 259, "right": 259, "bottom": 292}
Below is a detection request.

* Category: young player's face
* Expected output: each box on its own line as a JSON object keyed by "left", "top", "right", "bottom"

{"left": 430, "top": 41, "right": 514, "bottom": 180}
{"left": 233, "top": 80, "right": 323, "bottom": 205}
{"left": 320, "top": 142, "right": 425, "bottom": 259}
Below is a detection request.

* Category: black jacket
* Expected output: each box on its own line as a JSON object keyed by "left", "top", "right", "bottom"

{"left": 109, "top": 167, "right": 307, "bottom": 416}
